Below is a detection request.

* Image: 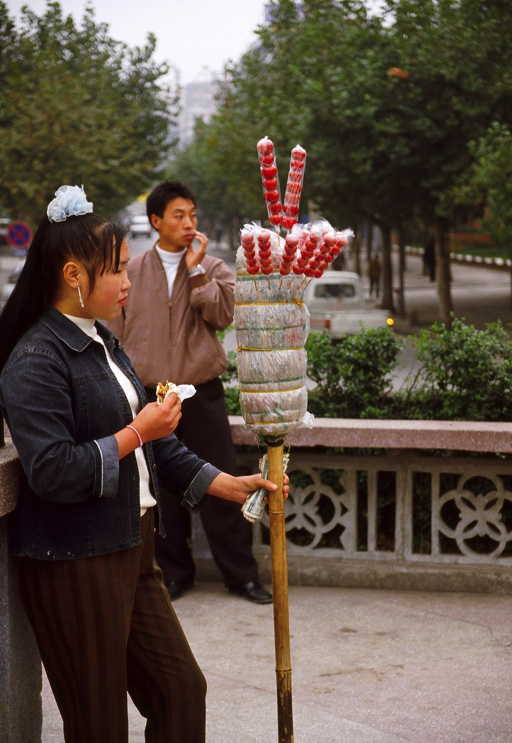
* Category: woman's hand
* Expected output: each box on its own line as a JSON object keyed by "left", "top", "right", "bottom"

{"left": 207, "top": 472, "right": 290, "bottom": 505}
{"left": 132, "top": 393, "right": 182, "bottom": 443}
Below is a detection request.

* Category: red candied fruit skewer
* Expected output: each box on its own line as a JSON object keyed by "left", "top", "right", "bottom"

{"left": 257, "top": 137, "right": 283, "bottom": 227}
{"left": 283, "top": 145, "right": 307, "bottom": 230}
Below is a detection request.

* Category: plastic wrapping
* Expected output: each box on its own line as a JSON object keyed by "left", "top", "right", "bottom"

{"left": 235, "top": 220, "right": 353, "bottom": 439}
{"left": 234, "top": 138, "right": 354, "bottom": 440}
{"left": 283, "top": 145, "right": 307, "bottom": 230}
{"left": 242, "top": 451, "right": 290, "bottom": 523}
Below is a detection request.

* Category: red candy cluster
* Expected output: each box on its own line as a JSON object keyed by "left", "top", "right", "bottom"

{"left": 241, "top": 226, "right": 276, "bottom": 275}
{"left": 240, "top": 221, "right": 352, "bottom": 279}
{"left": 282, "top": 145, "right": 307, "bottom": 230}
{"left": 279, "top": 226, "right": 350, "bottom": 278}
{"left": 257, "top": 137, "right": 283, "bottom": 227}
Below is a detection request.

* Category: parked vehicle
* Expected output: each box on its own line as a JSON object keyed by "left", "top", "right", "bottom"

{"left": 129, "top": 215, "right": 152, "bottom": 239}
{"left": 303, "top": 271, "right": 394, "bottom": 338}
{"left": 0, "top": 217, "right": 10, "bottom": 246}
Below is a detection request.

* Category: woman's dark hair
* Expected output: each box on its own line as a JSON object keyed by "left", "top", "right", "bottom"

{"left": 0, "top": 213, "right": 126, "bottom": 371}
{"left": 146, "top": 180, "right": 197, "bottom": 222}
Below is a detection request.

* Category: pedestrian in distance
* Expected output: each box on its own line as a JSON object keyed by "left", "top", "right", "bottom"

{"left": 367, "top": 252, "right": 381, "bottom": 298}
{"left": 108, "top": 180, "right": 273, "bottom": 604}
{"left": 0, "top": 185, "right": 286, "bottom": 743}
{"left": 423, "top": 234, "right": 436, "bottom": 282}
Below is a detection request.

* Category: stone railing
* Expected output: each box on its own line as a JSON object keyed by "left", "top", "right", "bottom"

{"left": 3, "top": 417, "right": 512, "bottom": 740}
{"left": 0, "top": 442, "right": 41, "bottom": 743}
{"left": 194, "top": 418, "right": 512, "bottom": 594}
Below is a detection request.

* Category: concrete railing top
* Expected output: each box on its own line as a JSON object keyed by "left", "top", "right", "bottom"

{"left": 3, "top": 417, "right": 512, "bottom": 518}
{"left": 229, "top": 416, "right": 512, "bottom": 454}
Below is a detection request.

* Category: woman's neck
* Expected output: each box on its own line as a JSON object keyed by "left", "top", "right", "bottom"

{"left": 53, "top": 298, "right": 93, "bottom": 320}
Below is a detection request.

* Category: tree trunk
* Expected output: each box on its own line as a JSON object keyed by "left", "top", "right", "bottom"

{"left": 380, "top": 224, "right": 394, "bottom": 311}
{"left": 228, "top": 218, "right": 239, "bottom": 253}
{"left": 352, "top": 226, "right": 362, "bottom": 275}
{"left": 435, "top": 223, "right": 454, "bottom": 325}
{"left": 367, "top": 222, "right": 374, "bottom": 260}
{"left": 397, "top": 228, "right": 407, "bottom": 317}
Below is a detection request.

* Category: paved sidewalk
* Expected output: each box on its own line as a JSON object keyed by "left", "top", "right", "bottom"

{"left": 42, "top": 583, "right": 512, "bottom": 742}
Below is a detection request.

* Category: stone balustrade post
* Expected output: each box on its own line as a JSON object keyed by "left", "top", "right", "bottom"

{"left": 0, "top": 444, "right": 41, "bottom": 743}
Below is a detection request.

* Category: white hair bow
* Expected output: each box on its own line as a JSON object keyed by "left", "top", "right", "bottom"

{"left": 47, "top": 185, "right": 93, "bottom": 223}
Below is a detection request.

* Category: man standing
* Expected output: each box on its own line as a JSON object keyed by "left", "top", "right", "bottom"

{"left": 109, "top": 181, "right": 271, "bottom": 604}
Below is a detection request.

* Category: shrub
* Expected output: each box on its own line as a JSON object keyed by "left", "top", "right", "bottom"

{"left": 220, "top": 350, "right": 241, "bottom": 415}
{"left": 306, "top": 328, "right": 402, "bottom": 418}
{"left": 221, "top": 319, "right": 512, "bottom": 421}
{"left": 412, "top": 318, "right": 512, "bottom": 421}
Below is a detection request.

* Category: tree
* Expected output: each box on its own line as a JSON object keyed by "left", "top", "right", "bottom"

{"left": 169, "top": 0, "right": 512, "bottom": 326}
{"left": 0, "top": 1, "right": 177, "bottom": 224}
{"left": 457, "top": 122, "right": 512, "bottom": 302}
{"left": 385, "top": 0, "right": 512, "bottom": 322}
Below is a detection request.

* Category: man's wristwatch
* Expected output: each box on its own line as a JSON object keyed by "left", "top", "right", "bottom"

{"left": 188, "top": 264, "right": 206, "bottom": 277}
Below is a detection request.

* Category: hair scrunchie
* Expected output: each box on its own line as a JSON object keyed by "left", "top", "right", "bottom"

{"left": 47, "top": 185, "right": 93, "bottom": 223}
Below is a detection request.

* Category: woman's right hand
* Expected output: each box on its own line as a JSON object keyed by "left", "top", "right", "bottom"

{"left": 132, "top": 393, "right": 182, "bottom": 443}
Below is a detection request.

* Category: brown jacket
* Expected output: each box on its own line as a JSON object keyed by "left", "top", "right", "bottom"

{"left": 108, "top": 246, "right": 234, "bottom": 386}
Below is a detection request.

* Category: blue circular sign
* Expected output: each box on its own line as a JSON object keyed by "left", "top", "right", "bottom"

{"left": 7, "top": 222, "right": 32, "bottom": 249}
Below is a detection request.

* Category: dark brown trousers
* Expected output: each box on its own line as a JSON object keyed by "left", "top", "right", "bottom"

{"left": 16, "top": 510, "right": 206, "bottom": 743}
{"left": 147, "top": 379, "right": 258, "bottom": 588}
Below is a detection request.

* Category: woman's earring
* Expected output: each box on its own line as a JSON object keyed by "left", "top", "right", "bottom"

{"left": 76, "top": 284, "right": 85, "bottom": 309}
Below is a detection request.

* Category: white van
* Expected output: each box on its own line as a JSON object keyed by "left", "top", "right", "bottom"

{"left": 303, "top": 271, "right": 394, "bottom": 338}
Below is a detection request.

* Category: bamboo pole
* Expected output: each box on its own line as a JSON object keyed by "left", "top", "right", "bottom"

{"left": 267, "top": 441, "right": 294, "bottom": 743}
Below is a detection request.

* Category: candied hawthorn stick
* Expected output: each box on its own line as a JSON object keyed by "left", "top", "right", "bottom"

{"left": 283, "top": 145, "right": 307, "bottom": 230}
{"left": 257, "top": 136, "right": 283, "bottom": 227}
{"left": 241, "top": 227, "right": 260, "bottom": 274}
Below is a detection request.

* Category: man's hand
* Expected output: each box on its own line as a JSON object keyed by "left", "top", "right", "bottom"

{"left": 185, "top": 230, "right": 208, "bottom": 271}
{"left": 207, "top": 472, "right": 290, "bottom": 505}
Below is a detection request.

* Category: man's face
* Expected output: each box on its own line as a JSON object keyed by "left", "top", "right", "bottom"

{"left": 150, "top": 197, "right": 198, "bottom": 251}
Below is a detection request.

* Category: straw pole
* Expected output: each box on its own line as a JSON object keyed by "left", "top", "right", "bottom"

{"left": 266, "top": 440, "right": 294, "bottom": 743}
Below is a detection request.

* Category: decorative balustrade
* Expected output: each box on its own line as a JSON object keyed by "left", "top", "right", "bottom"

{"left": 238, "top": 451, "right": 512, "bottom": 566}
{"left": 208, "top": 417, "right": 512, "bottom": 592}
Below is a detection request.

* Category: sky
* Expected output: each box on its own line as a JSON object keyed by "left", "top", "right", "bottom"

{"left": 7, "top": 0, "right": 270, "bottom": 85}
{"left": 7, "top": 0, "right": 383, "bottom": 85}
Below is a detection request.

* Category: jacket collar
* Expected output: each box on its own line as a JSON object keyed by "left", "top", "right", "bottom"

{"left": 41, "top": 308, "right": 119, "bottom": 354}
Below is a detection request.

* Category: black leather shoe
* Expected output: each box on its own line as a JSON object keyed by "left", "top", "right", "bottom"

{"left": 228, "top": 581, "right": 272, "bottom": 604}
{"left": 166, "top": 579, "right": 194, "bottom": 601}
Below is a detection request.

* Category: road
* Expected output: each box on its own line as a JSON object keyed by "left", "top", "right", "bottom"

{"left": 3, "top": 235, "right": 511, "bottom": 389}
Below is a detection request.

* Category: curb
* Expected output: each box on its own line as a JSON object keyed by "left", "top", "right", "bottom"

{"left": 405, "top": 245, "right": 511, "bottom": 270}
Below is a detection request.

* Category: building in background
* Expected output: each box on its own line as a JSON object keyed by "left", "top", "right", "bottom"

{"left": 177, "top": 68, "right": 219, "bottom": 147}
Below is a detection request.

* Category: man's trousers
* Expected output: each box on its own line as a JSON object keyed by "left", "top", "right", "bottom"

{"left": 150, "top": 377, "right": 259, "bottom": 589}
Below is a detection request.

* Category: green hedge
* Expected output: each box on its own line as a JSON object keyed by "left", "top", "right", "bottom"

{"left": 223, "top": 318, "right": 512, "bottom": 421}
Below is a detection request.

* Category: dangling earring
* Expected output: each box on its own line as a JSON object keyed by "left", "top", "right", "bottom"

{"left": 76, "top": 284, "right": 85, "bottom": 309}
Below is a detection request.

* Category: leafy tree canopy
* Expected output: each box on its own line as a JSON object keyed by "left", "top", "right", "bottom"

{"left": 0, "top": 0, "right": 177, "bottom": 224}
{"left": 171, "top": 0, "right": 512, "bottom": 236}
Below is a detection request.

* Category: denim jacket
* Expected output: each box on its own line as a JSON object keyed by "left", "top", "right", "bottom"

{"left": 0, "top": 308, "right": 220, "bottom": 560}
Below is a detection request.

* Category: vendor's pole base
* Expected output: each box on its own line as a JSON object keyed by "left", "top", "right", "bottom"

{"left": 267, "top": 441, "right": 294, "bottom": 743}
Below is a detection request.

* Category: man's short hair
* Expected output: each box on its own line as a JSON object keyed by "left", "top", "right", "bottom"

{"left": 146, "top": 181, "right": 197, "bottom": 220}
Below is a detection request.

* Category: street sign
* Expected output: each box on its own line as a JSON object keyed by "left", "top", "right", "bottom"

{"left": 7, "top": 222, "right": 32, "bottom": 252}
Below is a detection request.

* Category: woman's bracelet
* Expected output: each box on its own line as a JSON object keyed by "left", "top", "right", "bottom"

{"left": 125, "top": 423, "right": 144, "bottom": 448}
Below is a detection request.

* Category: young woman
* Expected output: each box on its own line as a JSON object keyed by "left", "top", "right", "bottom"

{"left": 0, "top": 186, "right": 283, "bottom": 743}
